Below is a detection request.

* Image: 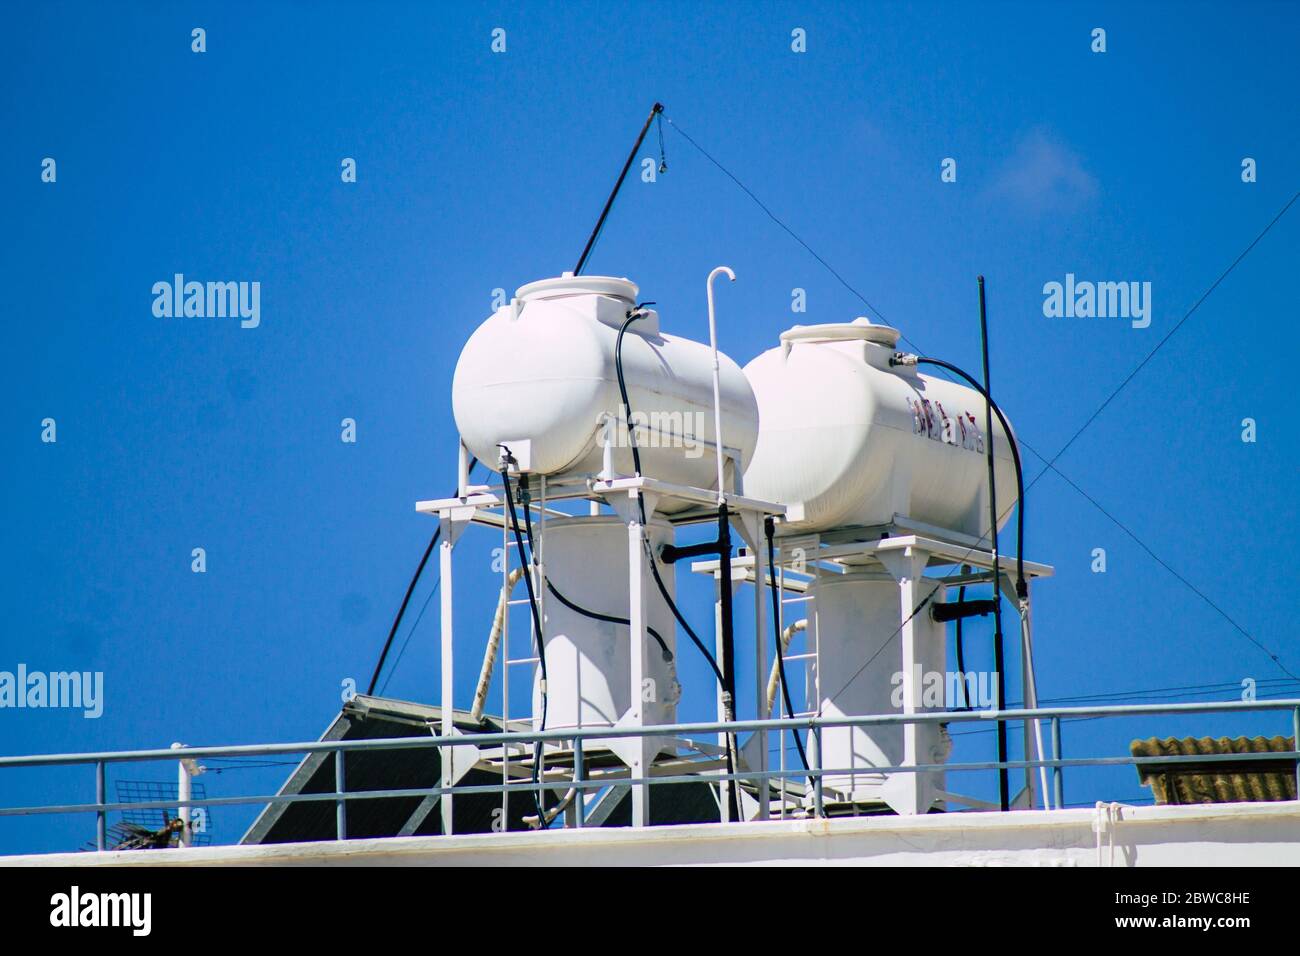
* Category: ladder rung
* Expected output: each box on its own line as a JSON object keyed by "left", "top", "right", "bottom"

{"left": 783, "top": 652, "right": 816, "bottom": 662}
{"left": 508, "top": 656, "right": 540, "bottom": 666}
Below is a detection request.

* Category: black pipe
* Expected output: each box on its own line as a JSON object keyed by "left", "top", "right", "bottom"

{"left": 931, "top": 599, "right": 998, "bottom": 623}
{"left": 714, "top": 502, "right": 742, "bottom": 820}
{"left": 659, "top": 539, "right": 726, "bottom": 564}
{"left": 954, "top": 583, "right": 969, "bottom": 710}
{"left": 976, "top": 276, "right": 1010, "bottom": 813}
{"left": 764, "top": 516, "right": 809, "bottom": 771}
{"left": 574, "top": 103, "right": 664, "bottom": 276}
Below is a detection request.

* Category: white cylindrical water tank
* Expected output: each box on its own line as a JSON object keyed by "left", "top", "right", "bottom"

{"left": 743, "top": 319, "right": 1018, "bottom": 538}
{"left": 531, "top": 515, "right": 679, "bottom": 734}
{"left": 808, "top": 572, "right": 946, "bottom": 811}
{"left": 453, "top": 275, "right": 760, "bottom": 501}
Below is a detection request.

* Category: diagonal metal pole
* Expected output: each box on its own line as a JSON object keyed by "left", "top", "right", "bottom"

{"left": 574, "top": 103, "right": 664, "bottom": 275}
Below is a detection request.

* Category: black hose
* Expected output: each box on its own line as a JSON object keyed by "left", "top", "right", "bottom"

{"left": 897, "top": 355, "right": 1027, "bottom": 599}
{"left": 367, "top": 458, "right": 479, "bottom": 695}
{"left": 546, "top": 581, "right": 673, "bottom": 661}
{"left": 499, "top": 453, "right": 549, "bottom": 822}
{"left": 517, "top": 475, "right": 673, "bottom": 662}
{"left": 764, "top": 517, "right": 808, "bottom": 771}
{"left": 614, "top": 310, "right": 724, "bottom": 683}
{"left": 613, "top": 311, "right": 647, "bottom": 479}
{"left": 614, "top": 309, "right": 740, "bottom": 820}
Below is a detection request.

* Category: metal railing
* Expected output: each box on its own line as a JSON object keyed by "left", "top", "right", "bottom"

{"left": 1, "top": 698, "right": 1297, "bottom": 851}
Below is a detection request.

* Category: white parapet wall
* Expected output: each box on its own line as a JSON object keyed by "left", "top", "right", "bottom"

{"left": 5, "top": 801, "right": 1300, "bottom": 867}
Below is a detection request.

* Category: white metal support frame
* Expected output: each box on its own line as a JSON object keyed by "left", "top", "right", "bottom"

{"left": 436, "top": 496, "right": 478, "bottom": 835}
{"left": 626, "top": 489, "right": 651, "bottom": 827}
{"left": 743, "top": 512, "right": 771, "bottom": 820}
{"left": 876, "top": 546, "right": 932, "bottom": 816}
{"left": 691, "top": 520, "right": 1054, "bottom": 816}
{"left": 600, "top": 483, "right": 662, "bottom": 827}
{"left": 418, "top": 468, "right": 784, "bottom": 828}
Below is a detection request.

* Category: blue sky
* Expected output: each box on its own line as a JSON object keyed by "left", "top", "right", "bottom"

{"left": 2, "top": 1, "right": 1298, "bottom": 852}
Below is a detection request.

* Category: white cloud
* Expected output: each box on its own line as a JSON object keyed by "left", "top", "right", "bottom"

{"left": 986, "top": 130, "right": 1098, "bottom": 215}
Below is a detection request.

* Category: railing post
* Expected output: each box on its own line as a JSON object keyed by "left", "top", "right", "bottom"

{"left": 1051, "top": 716, "right": 1063, "bottom": 810}
{"left": 335, "top": 749, "right": 347, "bottom": 840}
{"left": 174, "top": 743, "right": 193, "bottom": 848}
{"left": 1293, "top": 707, "right": 1299, "bottom": 801}
{"left": 811, "top": 724, "right": 824, "bottom": 819}
{"left": 95, "top": 761, "right": 106, "bottom": 851}
{"left": 573, "top": 735, "right": 585, "bottom": 828}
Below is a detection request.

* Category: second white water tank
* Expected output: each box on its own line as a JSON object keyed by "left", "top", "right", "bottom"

{"left": 743, "top": 319, "right": 1018, "bottom": 538}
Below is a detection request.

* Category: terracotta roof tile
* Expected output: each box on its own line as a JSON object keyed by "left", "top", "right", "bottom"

{"left": 1131, "top": 735, "right": 1297, "bottom": 805}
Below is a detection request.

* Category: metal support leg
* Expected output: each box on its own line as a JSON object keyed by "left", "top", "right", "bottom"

{"left": 574, "top": 736, "right": 585, "bottom": 828}
{"left": 879, "top": 547, "right": 928, "bottom": 815}
{"left": 1051, "top": 716, "right": 1064, "bottom": 810}
{"left": 812, "top": 725, "right": 824, "bottom": 818}
{"left": 95, "top": 761, "right": 105, "bottom": 851}
{"left": 1293, "top": 707, "right": 1299, "bottom": 801}
{"left": 1009, "top": 578, "right": 1047, "bottom": 809}
{"left": 627, "top": 495, "right": 650, "bottom": 827}
{"left": 752, "top": 521, "right": 770, "bottom": 819}
{"left": 178, "top": 752, "right": 192, "bottom": 848}
{"left": 335, "top": 749, "right": 347, "bottom": 840}
{"left": 714, "top": 573, "right": 732, "bottom": 822}
{"left": 457, "top": 439, "right": 471, "bottom": 497}
{"left": 439, "top": 534, "right": 455, "bottom": 835}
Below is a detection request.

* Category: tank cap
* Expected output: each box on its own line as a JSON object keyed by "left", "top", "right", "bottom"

{"left": 780, "top": 316, "right": 901, "bottom": 348}
{"left": 516, "top": 275, "right": 639, "bottom": 304}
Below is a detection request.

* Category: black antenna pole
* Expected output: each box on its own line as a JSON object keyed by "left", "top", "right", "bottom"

{"left": 367, "top": 459, "right": 479, "bottom": 696}
{"left": 978, "top": 275, "right": 1011, "bottom": 812}
{"left": 574, "top": 103, "right": 664, "bottom": 276}
{"left": 368, "top": 528, "right": 439, "bottom": 696}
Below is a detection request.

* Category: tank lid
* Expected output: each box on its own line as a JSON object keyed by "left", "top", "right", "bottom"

{"left": 780, "top": 317, "right": 901, "bottom": 348}
{"left": 516, "top": 274, "right": 639, "bottom": 304}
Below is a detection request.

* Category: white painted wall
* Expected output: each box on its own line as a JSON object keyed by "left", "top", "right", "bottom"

{"left": 7, "top": 801, "right": 1300, "bottom": 867}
